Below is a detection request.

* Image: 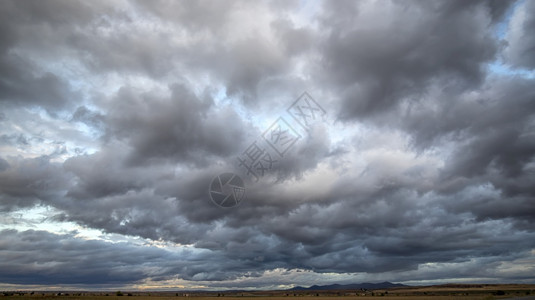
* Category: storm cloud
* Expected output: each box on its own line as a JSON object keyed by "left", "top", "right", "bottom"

{"left": 0, "top": 0, "right": 534, "bottom": 290}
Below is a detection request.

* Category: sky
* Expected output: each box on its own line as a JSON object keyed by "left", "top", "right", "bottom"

{"left": 1, "top": 0, "right": 535, "bottom": 291}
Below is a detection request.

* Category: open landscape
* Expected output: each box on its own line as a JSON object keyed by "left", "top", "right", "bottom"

{"left": 2, "top": 284, "right": 535, "bottom": 300}
{"left": 1, "top": 0, "right": 534, "bottom": 296}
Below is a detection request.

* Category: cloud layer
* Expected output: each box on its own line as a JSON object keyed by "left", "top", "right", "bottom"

{"left": 0, "top": 0, "right": 534, "bottom": 289}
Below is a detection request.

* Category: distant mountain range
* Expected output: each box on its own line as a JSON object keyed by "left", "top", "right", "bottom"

{"left": 288, "top": 281, "right": 407, "bottom": 291}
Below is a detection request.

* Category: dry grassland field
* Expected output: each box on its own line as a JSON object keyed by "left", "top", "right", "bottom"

{"left": 2, "top": 285, "right": 535, "bottom": 300}
{"left": 0, "top": 296, "right": 532, "bottom": 300}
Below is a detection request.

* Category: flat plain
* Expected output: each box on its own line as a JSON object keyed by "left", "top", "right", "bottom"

{"left": 2, "top": 284, "right": 535, "bottom": 300}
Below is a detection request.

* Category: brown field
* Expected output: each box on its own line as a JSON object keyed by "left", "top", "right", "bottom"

{"left": 0, "top": 297, "right": 526, "bottom": 300}
{"left": 1, "top": 284, "right": 534, "bottom": 300}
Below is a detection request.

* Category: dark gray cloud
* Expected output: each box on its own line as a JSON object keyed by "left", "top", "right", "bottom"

{"left": 0, "top": 0, "right": 101, "bottom": 112}
{"left": 0, "top": 229, "right": 156, "bottom": 285}
{"left": 0, "top": 0, "right": 534, "bottom": 290}
{"left": 397, "top": 77, "right": 535, "bottom": 193}
{"left": 0, "top": 55, "right": 75, "bottom": 111}
{"left": 0, "top": 156, "right": 69, "bottom": 212}
{"left": 318, "top": 0, "right": 508, "bottom": 119}
{"left": 505, "top": 0, "right": 535, "bottom": 69}
{"left": 71, "top": 106, "right": 105, "bottom": 131}
{"left": 103, "top": 83, "right": 250, "bottom": 167}
{"left": 0, "top": 229, "right": 232, "bottom": 285}
{"left": 133, "top": 0, "right": 239, "bottom": 32}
